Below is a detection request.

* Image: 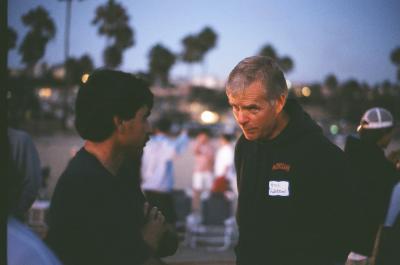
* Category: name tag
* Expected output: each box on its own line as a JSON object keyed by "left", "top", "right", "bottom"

{"left": 268, "top": 181, "right": 290, "bottom": 196}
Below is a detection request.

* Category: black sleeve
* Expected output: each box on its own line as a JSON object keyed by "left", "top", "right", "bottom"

{"left": 47, "top": 171, "right": 152, "bottom": 265}
{"left": 311, "top": 140, "right": 355, "bottom": 261}
{"left": 101, "top": 173, "right": 152, "bottom": 265}
{"left": 234, "top": 135, "right": 245, "bottom": 193}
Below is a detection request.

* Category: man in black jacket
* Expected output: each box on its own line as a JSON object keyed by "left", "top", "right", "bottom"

{"left": 345, "top": 107, "right": 399, "bottom": 264}
{"left": 46, "top": 70, "right": 177, "bottom": 265}
{"left": 226, "top": 56, "right": 352, "bottom": 265}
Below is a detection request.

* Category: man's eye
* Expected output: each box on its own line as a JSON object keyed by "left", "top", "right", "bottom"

{"left": 250, "top": 108, "right": 259, "bottom": 112}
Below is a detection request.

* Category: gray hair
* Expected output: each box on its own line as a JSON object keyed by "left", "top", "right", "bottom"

{"left": 226, "top": 56, "right": 288, "bottom": 102}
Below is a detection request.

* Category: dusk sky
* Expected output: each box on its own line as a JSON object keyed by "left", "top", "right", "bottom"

{"left": 8, "top": 0, "right": 400, "bottom": 85}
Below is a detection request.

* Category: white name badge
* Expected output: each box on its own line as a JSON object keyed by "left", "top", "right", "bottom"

{"left": 268, "top": 181, "right": 290, "bottom": 196}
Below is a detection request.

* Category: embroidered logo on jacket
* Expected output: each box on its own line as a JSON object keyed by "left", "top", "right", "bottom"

{"left": 272, "top": 162, "right": 291, "bottom": 172}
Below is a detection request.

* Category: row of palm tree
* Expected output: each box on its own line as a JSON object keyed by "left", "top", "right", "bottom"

{"left": 390, "top": 47, "right": 400, "bottom": 82}
{"left": 7, "top": 1, "right": 216, "bottom": 86}
{"left": 9, "top": 0, "right": 399, "bottom": 87}
{"left": 258, "top": 44, "right": 294, "bottom": 73}
{"left": 8, "top": 0, "right": 296, "bottom": 88}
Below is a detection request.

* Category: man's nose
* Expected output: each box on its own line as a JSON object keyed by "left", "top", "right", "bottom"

{"left": 236, "top": 111, "right": 248, "bottom": 126}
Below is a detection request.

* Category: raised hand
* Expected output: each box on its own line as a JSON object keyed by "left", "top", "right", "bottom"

{"left": 142, "top": 203, "right": 167, "bottom": 252}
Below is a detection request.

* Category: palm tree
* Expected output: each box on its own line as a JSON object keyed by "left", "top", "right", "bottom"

{"left": 18, "top": 6, "right": 56, "bottom": 75}
{"left": 258, "top": 44, "right": 294, "bottom": 73}
{"left": 390, "top": 47, "right": 400, "bottom": 66}
{"left": 278, "top": 56, "right": 294, "bottom": 73}
{"left": 390, "top": 47, "right": 400, "bottom": 82}
{"left": 8, "top": 27, "right": 18, "bottom": 50}
{"left": 92, "top": 0, "right": 134, "bottom": 68}
{"left": 103, "top": 45, "right": 122, "bottom": 69}
{"left": 197, "top": 26, "right": 217, "bottom": 73}
{"left": 324, "top": 74, "right": 338, "bottom": 89}
{"left": 181, "top": 26, "right": 218, "bottom": 77}
{"left": 259, "top": 44, "right": 278, "bottom": 59}
{"left": 65, "top": 54, "right": 94, "bottom": 84}
{"left": 148, "top": 43, "right": 176, "bottom": 87}
{"left": 182, "top": 35, "right": 202, "bottom": 63}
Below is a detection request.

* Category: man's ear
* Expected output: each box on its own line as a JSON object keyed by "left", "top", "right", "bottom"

{"left": 113, "top": 116, "right": 124, "bottom": 132}
{"left": 276, "top": 93, "right": 287, "bottom": 114}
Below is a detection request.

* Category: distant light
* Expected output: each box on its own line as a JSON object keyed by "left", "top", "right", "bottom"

{"left": 330, "top": 124, "right": 339, "bottom": 135}
{"left": 38, "top": 88, "right": 52, "bottom": 99}
{"left": 53, "top": 67, "right": 66, "bottom": 79}
{"left": 301, "top": 86, "right": 311, "bottom": 97}
{"left": 200, "top": 110, "right": 219, "bottom": 124}
{"left": 286, "top": 79, "right": 292, "bottom": 89}
{"left": 81, "top": 73, "right": 90, "bottom": 83}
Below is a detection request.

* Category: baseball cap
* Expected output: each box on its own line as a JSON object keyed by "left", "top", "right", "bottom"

{"left": 357, "top": 107, "right": 394, "bottom": 131}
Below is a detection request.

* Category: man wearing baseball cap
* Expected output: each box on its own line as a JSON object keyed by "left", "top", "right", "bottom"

{"left": 345, "top": 107, "right": 399, "bottom": 264}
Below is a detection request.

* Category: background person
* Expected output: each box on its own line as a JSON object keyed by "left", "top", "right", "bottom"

{"left": 141, "top": 117, "right": 189, "bottom": 226}
{"left": 344, "top": 107, "right": 399, "bottom": 265}
{"left": 212, "top": 133, "right": 236, "bottom": 195}
{"left": 7, "top": 129, "right": 62, "bottom": 265}
{"left": 191, "top": 129, "right": 215, "bottom": 212}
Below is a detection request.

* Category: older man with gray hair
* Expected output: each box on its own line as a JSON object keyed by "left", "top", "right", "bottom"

{"left": 226, "top": 56, "right": 353, "bottom": 265}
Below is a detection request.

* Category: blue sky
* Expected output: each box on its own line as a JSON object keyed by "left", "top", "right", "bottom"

{"left": 8, "top": 0, "right": 400, "bottom": 84}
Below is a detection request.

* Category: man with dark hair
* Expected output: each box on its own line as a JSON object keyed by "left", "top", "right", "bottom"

{"left": 46, "top": 69, "right": 177, "bottom": 265}
{"left": 345, "top": 107, "right": 399, "bottom": 264}
{"left": 226, "top": 56, "right": 352, "bottom": 265}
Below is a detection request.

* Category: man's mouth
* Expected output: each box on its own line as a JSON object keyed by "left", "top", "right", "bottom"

{"left": 243, "top": 128, "right": 256, "bottom": 133}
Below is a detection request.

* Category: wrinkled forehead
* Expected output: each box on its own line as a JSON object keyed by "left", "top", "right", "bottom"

{"left": 226, "top": 80, "right": 267, "bottom": 98}
{"left": 226, "top": 72, "right": 265, "bottom": 92}
{"left": 226, "top": 83, "right": 270, "bottom": 106}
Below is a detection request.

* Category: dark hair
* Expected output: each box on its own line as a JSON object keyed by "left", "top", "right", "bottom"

{"left": 75, "top": 69, "right": 153, "bottom": 142}
{"left": 155, "top": 117, "right": 172, "bottom": 133}
{"left": 226, "top": 56, "right": 288, "bottom": 102}
{"left": 220, "top": 133, "right": 234, "bottom": 142}
{"left": 197, "top": 128, "right": 212, "bottom": 137}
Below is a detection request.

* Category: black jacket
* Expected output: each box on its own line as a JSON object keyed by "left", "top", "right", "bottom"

{"left": 344, "top": 136, "right": 399, "bottom": 256}
{"left": 234, "top": 99, "right": 352, "bottom": 265}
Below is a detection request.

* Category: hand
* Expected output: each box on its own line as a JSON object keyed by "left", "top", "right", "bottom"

{"left": 142, "top": 203, "right": 167, "bottom": 252}
{"left": 388, "top": 150, "right": 400, "bottom": 170}
{"left": 156, "top": 224, "right": 179, "bottom": 257}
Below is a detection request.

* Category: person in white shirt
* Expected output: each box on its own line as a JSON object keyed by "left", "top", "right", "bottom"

{"left": 191, "top": 129, "right": 215, "bottom": 212}
{"left": 141, "top": 118, "right": 188, "bottom": 225}
{"left": 214, "top": 133, "right": 237, "bottom": 195}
